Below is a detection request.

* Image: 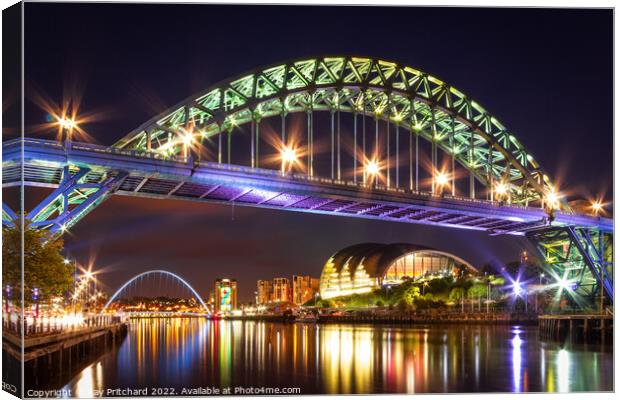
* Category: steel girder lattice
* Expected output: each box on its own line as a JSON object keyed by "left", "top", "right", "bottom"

{"left": 526, "top": 226, "right": 613, "bottom": 309}
{"left": 22, "top": 165, "right": 128, "bottom": 234}
{"left": 114, "top": 56, "right": 557, "bottom": 207}
{"left": 2, "top": 202, "right": 18, "bottom": 228}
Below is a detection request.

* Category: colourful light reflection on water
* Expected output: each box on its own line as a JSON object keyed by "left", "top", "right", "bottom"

{"left": 59, "top": 319, "right": 612, "bottom": 395}
{"left": 511, "top": 328, "right": 523, "bottom": 392}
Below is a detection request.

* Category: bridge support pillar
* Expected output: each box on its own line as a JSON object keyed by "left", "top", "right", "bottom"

{"left": 18, "top": 165, "right": 128, "bottom": 234}
{"left": 526, "top": 225, "right": 613, "bottom": 310}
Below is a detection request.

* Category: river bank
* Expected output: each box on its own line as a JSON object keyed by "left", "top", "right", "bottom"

{"left": 225, "top": 311, "right": 538, "bottom": 325}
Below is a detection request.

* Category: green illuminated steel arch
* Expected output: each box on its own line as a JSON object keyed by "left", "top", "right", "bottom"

{"left": 114, "top": 56, "right": 557, "bottom": 206}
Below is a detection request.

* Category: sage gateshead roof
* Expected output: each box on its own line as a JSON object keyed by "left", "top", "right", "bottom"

{"left": 319, "top": 243, "right": 476, "bottom": 299}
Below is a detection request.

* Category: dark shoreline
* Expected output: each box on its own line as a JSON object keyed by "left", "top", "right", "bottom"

{"left": 224, "top": 312, "right": 539, "bottom": 325}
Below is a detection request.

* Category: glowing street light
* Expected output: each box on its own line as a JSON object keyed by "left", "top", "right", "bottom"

{"left": 64, "top": 258, "right": 71, "bottom": 265}
{"left": 364, "top": 159, "right": 381, "bottom": 185}
{"left": 591, "top": 200, "right": 603, "bottom": 216}
{"left": 281, "top": 146, "right": 297, "bottom": 163}
{"left": 56, "top": 115, "right": 79, "bottom": 145}
{"left": 57, "top": 116, "right": 76, "bottom": 131}
{"left": 545, "top": 189, "right": 561, "bottom": 210}
{"left": 495, "top": 181, "right": 508, "bottom": 196}
{"left": 435, "top": 171, "right": 449, "bottom": 187}
{"left": 558, "top": 277, "right": 574, "bottom": 292}
{"left": 181, "top": 131, "right": 195, "bottom": 146}
{"left": 512, "top": 281, "right": 522, "bottom": 297}
{"left": 365, "top": 159, "right": 380, "bottom": 187}
{"left": 434, "top": 170, "right": 450, "bottom": 195}
{"left": 365, "top": 160, "right": 380, "bottom": 176}
{"left": 280, "top": 145, "right": 298, "bottom": 173}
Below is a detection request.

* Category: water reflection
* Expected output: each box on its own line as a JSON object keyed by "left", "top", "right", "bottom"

{"left": 61, "top": 319, "right": 612, "bottom": 396}
{"left": 511, "top": 328, "right": 523, "bottom": 392}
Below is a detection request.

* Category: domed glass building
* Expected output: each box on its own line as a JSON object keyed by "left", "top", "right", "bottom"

{"left": 319, "top": 243, "right": 476, "bottom": 299}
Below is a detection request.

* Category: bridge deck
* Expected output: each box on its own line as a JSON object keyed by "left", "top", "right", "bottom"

{"left": 2, "top": 138, "right": 612, "bottom": 235}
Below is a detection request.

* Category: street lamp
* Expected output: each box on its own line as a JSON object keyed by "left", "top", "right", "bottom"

{"left": 558, "top": 277, "right": 573, "bottom": 292}
{"left": 544, "top": 189, "right": 561, "bottom": 210}
{"left": 591, "top": 200, "right": 603, "bottom": 216}
{"left": 56, "top": 116, "right": 78, "bottom": 145}
{"left": 495, "top": 181, "right": 509, "bottom": 202}
{"left": 434, "top": 171, "right": 449, "bottom": 195}
{"left": 495, "top": 181, "right": 507, "bottom": 196}
{"left": 281, "top": 146, "right": 297, "bottom": 173}
{"left": 57, "top": 116, "right": 76, "bottom": 131}
{"left": 365, "top": 160, "right": 380, "bottom": 187}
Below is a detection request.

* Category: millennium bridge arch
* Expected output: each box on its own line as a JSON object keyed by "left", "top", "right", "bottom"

{"left": 115, "top": 55, "right": 556, "bottom": 207}
{"left": 101, "top": 270, "right": 211, "bottom": 315}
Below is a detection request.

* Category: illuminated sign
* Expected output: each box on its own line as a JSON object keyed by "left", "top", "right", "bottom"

{"left": 220, "top": 286, "right": 232, "bottom": 312}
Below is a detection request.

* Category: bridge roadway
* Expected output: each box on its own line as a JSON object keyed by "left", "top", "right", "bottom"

{"left": 2, "top": 138, "right": 612, "bottom": 235}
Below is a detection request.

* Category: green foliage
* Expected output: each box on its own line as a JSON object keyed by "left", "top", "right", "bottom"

{"left": 319, "top": 298, "right": 334, "bottom": 308}
{"left": 467, "top": 282, "right": 487, "bottom": 298}
{"left": 489, "top": 275, "right": 505, "bottom": 286}
{"left": 324, "top": 273, "right": 509, "bottom": 311}
{"left": 2, "top": 222, "right": 73, "bottom": 305}
{"left": 449, "top": 287, "right": 465, "bottom": 302}
{"left": 403, "top": 285, "right": 420, "bottom": 305}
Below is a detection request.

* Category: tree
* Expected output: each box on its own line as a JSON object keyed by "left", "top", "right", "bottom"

{"left": 403, "top": 285, "right": 421, "bottom": 305}
{"left": 468, "top": 283, "right": 487, "bottom": 299}
{"left": 448, "top": 287, "right": 465, "bottom": 303}
{"left": 2, "top": 221, "right": 73, "bottom": 306}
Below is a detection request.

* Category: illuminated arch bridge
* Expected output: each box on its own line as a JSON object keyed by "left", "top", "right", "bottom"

{"left": 1, "top": 55, "right": 612, "bottom": 306}
{"left": 102, "top": 270, "right": 211, "bottom": 315}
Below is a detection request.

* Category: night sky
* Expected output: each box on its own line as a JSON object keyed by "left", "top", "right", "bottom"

{"left": 11, "top": 4, "right": 613, "bottom": 301}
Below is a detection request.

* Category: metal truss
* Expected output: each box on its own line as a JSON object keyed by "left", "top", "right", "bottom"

{"left": 527, "top": 226, "right": 614, "bottom": 307}
{"left": 114, "top": 56, "right": 557, "bottom": 207}
{"left": 2, "top": 202, "right": 18, "bottom": 227}
{"left": 25, "top": 165, "right": 128, "bottom": 234}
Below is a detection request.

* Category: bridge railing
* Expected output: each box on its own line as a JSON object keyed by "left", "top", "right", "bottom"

{"left": 2, "top": 313, "right": 124, "bottom": 337}
{"left": 8, "top": 137, "right": 581, "bottom": 218}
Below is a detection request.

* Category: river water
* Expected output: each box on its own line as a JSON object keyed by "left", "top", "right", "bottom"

{"left": 60, "top": 318, "right": 612, "bottom": 396}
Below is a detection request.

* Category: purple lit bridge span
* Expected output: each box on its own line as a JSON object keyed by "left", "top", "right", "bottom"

{"left": 2, "top": 56, "right": 612, "bottom": 307}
